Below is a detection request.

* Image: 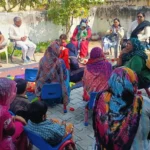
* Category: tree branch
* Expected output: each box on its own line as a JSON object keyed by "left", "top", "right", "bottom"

{"left": 7, "top": 1, "right": 21, "bottom": 12}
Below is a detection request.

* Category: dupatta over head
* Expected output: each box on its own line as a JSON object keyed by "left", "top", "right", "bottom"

{"left": 0, "top": 78, "right": 16, "bottom": 141}
{"left": 93, "top": 67, "right": 143, "bottom": 150}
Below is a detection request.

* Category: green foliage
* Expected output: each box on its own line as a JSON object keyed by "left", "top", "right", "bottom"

{"left": 36, "top": 41, "right": 50, "bottom": 53}
{"left": 0, "top": 0, "right": 6, "bottom": 8}
{"left": 0, "top": 44, "right": 22, "bottom": 60}
{"left": 0, "top": 0, "right": 42, "bottom": 12}
{"left": 0, "top": 41, "right": 50, "bottom": 60}
{"left": 47, "top": 0, "right": 92, "bottom": 35}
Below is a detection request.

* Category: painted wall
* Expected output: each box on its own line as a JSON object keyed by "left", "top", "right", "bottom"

{"left": 89, "top": 6, "right": 150, "bottom": 37}
{"left": 0, "top": 6, "right": 150, "bottom": 43}
{"left": 0, "top": 11, "right": 65, "bottom": 43}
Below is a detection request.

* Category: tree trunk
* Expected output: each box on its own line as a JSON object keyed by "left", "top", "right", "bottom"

{"left": 5, "top": 0, "right": 10, "bottom": 10}
{"left": 65, "top": 15, "right": 74, "bottom": 37}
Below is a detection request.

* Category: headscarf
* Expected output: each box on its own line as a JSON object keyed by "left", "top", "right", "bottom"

{"left": 77, "top": 22, "right": 88, "bottom": 40}
{"left": 93, "top": 67, "right": 143, "bottom": 150}
{"left": 36, "top": 41, "right": 68, "bottom": 104}
{"left": 122, "top": 38, "right": 147, "bottom": 65}
{"left": 78, "top": 18, "right": 90, "bottom": 30}
{"left": 0, "top": 78, "right": 16, "bottom": 143}
{"left": 66, "top": 43, "right": 78, "bottom": 57}
{"left": 0, "top": 78, "right": 16, "bottom": 107}
{"left": 42, "top": 41, "right": 60, "bottom": 69}
{"left": 86, "top": 47, "right": 111, "bottom": 75}
{"left": 80, "top": 18, "right": 88, "bottom": 25}
{"left": 80, "top": 22, "right": 86, "bottom": 28}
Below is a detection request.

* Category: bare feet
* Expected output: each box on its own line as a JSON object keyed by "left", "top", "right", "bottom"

{"left": 0, "top": 64, "right": 2, "bottom": 67}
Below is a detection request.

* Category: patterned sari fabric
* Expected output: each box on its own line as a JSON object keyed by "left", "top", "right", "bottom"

{"left": 83, "top": 47, "right": 112, "bottom": 101}
{"left": 0, "top": 78, "right": 29, "bottom": 150}
{"left": 0, "top": 78, "right": 16, "bottom": 150}
{"left": 35, "top": 42, "right": 68, "bottom": 105}
{"left": 93, "top": 67, "right": 143, "bottom": 150}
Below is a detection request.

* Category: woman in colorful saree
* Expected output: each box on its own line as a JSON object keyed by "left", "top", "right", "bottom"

{"left": 0, "top": 78, "right": 28, "bottom": 150}
{"left": 93, "top": 67, "right": 150, "bottom": 150}
{"left": 35, "top": 41, "right": 68, "bottom": 105}
{"left": 82, "top": 47, "right": 112, "bottom": 101}
{"left": 71, "top": 18, "right": 92, "bottom": 61}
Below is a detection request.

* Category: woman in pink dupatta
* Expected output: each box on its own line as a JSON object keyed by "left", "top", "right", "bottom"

{"left": 0, "top": 78, "right": 28, "bottom": 150}
{"left": 82, "top": 47, "right": 112, "bottom": 101}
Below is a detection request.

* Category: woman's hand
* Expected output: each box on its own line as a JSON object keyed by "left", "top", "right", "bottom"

{"left": 119, "top": 48, "right": 129, "bottom": 58}
{"left": 13, "top": 115, "right": 27, "bottom": 125}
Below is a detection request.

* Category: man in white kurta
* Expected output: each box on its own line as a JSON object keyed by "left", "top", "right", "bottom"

{"left": 9, "top": 17, "right": 36, "bottom": 63}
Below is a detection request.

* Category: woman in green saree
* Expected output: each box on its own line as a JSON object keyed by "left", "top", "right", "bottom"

{"left": 117, "top": 38, "right": 150, "bottom": 89}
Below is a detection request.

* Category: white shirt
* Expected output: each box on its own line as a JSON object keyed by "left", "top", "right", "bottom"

{"left": 9, "top": 24, "right": 28, "bottom": 41}
{"left": 127, "top": 20, "right": 138, "bottom": 39}
{"left": 127, "top": 20, "right": 150, "bottom": 42}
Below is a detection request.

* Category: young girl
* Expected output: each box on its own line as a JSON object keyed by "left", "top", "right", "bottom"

{"left": 59, "top": 35, "right": 70, "bottom": 69}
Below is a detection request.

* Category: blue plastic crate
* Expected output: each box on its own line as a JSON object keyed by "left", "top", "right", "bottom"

{"left": 25, "top": 68, "right": 38, "bottom": 82}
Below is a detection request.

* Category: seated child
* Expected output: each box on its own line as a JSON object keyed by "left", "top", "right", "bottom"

{"left": 59, "top": 34, "right": 70, "bottom": 69}
{"left": 60, "top": 34, "right": 67, "bottom": 47}
{"left": 26, "top": 101, "right": 74, "bottom": 148}
{"left": 10, "top": 78, "right": 30, "bottom": 121}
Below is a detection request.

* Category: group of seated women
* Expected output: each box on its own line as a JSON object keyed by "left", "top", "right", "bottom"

{"left": 83, "top": 38, "right": 150, "bottom": 102}
{"left": 34, "top": 30, "right": 150, "bottom": 103}
{"left": 1, "top": 21, "right": 150, "bottom": 149}
{"left": 82, "top": 39, "right": 150, "bottom": 150}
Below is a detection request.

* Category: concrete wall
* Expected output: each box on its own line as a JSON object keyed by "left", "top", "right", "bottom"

{"left": 0, "top": 6, "right": 150, "bottom": 43}
{"left": 89, "top": 6, "right": 150, "bottom": 37}
{"left": 0, "top": 11, "right": 66, "bottom": 43}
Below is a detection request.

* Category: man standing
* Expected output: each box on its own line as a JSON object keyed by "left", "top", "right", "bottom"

{"left": 9, "top": 17, "right": 36, "bottom": 63}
